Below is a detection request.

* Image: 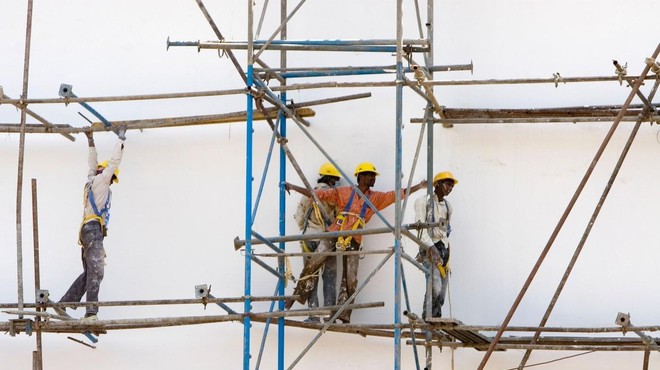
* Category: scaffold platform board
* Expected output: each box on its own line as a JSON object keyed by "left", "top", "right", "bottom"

{"left": 425, "top": 317, "right": 498, "bottom": 351}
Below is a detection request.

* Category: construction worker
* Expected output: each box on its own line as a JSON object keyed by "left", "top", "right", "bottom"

{"left": 413, "top": 171, "right": 458, "bottom": 319}
{"left": 284, "top": 162, "right": 427, "bottom": 323}
{"left": 54, "top": 126, "right": 127, "bottom": 322}
{"left": 292, "top": 163, "right": 341, "bottom": 323}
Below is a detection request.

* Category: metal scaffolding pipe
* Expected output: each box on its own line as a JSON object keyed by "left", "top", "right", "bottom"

{"left": 287, "top": 250, "right": 395, "bottom": 369}
{"left": 169, "top": 40, "right": 429, "bottom": 53}
{"left": 233, "top": 221, "right": 440, "bottom": 249}
{"left": 415, "top": 341, "right": 660, "bottom": 352}
{"left": 477, "top": 42, "right": 660, "bottom": 370}
{"left": 0, "top": 88, "right": 247, "bottom": 104}
{"left": 0, "top": 108, "right": 316, "bottom": 134}
{"left": 411, "top": 116, "right": 660, "bottom": 125}
{"left": 253, "top": 0, "right": 307, "bottom": 59}
{"left": 15, "top": 0, "right": 36, "bottom": 323}
{"left": 31, "top": 179, "right": 43, "bottom": 369}
{"left": 254, "top": 63, "right": 472, "bottom": 74}
{"left": 517, "top": 74, "right": 660, "bottom": 370}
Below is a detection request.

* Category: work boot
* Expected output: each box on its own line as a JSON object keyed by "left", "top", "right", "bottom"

{"left": 284, "top": 298, "right": 295, "bottom": 310}
{"left": 80, "top": 314, "right": 98, "bottom": 323}
{"left": 303, "top": 316, "right": 321, "bottom": 324}
{"left": 336, "top": 314, "right": 350, "bottom": 324}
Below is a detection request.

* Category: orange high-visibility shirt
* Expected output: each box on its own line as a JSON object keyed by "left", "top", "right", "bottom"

{"left": 315, "top": 186, "right": 404, "bottom": 244}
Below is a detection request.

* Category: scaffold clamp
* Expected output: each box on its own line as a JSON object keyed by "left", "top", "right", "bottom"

{"left": 36, "top": 289, "right": 49, "bottom": 304}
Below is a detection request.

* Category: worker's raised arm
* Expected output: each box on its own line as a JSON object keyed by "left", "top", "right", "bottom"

{"left": 86, "top": 131, "right": 98, "bottom": 179}
{"left": 283, "top": 182, "right": 312, "bottom": 197}
{"left": 407, "top": 179, "right": 428, "bottom": 195}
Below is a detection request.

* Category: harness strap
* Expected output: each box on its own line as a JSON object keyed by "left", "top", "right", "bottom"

{"left": 336, "top": 190, "right": 370, "bottom": 250}
{"left": 86, "top": 182, "right": 111, "bottom": 226}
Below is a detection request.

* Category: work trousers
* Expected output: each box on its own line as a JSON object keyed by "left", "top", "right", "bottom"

{"left": 292, "top": 238, "right": 337, "bottom": 305}
{"left": 303, "top": 240, "right": 337, "bottom": 314}
{"left": 422, "top": 258, "right": 448, "bottom": 319}
{"left": 60, "top": 221, "right": 105, "bottom": 315}
{"left": 336, "top": 239, "right": 361, "bottom": 322}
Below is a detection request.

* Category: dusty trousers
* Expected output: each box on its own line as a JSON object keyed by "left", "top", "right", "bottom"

{"left": 60, "top": 221, "right": 106, "bottom": 315}
{"left": 303, "top": 240, "right": 337, "bottom": 310}
{"left": 291, "top": 238, "right": 338, "bottom": 305}
{"left": 422, "top": 259, "right": 448, "bottom": 318}
{"left": 336, "top": 239, "right": 361, "bottom": 322}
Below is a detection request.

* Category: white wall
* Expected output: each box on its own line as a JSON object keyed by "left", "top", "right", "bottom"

{"left": 1, "top": 1, "right": 660, "bottom": 369}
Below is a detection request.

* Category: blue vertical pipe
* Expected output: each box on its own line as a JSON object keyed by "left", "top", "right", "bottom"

{"left": 244, "top": 64, "right": 254, "bottom": 370}
{"left": 277, "top": 91, "right": 287, "bottom": 370}
{"left": 245, "top": 1, "right": 254, "bottom": 368}
{"left": 278, "top": 1, "right": 287, "bottom": 368}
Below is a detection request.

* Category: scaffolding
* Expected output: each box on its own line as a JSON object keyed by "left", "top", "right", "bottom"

{"left": 3, "top": 0, "right": 660, "bottom": 369}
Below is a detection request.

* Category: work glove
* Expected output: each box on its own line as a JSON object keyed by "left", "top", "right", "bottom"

{"left": 117, "top": 124, "right": 127, "bottom": 140}
{"left": 433, "top": 240, "right": 450, "bottom": 267}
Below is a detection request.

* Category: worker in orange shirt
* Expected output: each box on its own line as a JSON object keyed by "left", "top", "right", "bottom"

{"left": 284, "top": 162, "right": 426, "bottom": 323}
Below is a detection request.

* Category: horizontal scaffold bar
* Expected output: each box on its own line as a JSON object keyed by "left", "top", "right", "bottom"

{"left": 234, "top": 221, "right": 439, "bottom": 250}
{"left": 264, "top": 74, "right": 659, "bottom": 92}
{"left": 410, "top": 104, "right": 660, "bottom": 124}
{"left": 168, "top": 40, "right": 429, "bottom": 53}
{"left": 254, "top": 63, "right": 472, "bottom": 74}
{"left": 415, "top": 116, "right": 660, "bottom": 125}
{"left": 0, "top": 107, "right": 315, "bottom": 134}
{"left": 258, "top": 64, "right": 473, "bottom": 79}
{"left": 0, "top": 295, "right": 290, "bottom": 310}
{"left": 414, "top": 340, "right": 660, "bottom": 352}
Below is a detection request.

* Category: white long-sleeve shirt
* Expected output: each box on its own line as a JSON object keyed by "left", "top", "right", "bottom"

{"left": 293, "top": 182, "right": 336, "bottom": 238}
{"left": 82, "top": 139, "right": 125, "bottom": 226}
{"left": 413, "top": 193, "right": 452, "bottom": 248}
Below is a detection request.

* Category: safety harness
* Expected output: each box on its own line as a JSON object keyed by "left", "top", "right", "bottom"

{"left": 335, "top": 189, "right": 370, "bottom": 251}
{"left": 79, "top": 181, "right": 111, "bottom": 244}
{"left": 300, "top": 202, "right": 325, "bottom": 253}
{"left": 423, "top": 195, "right": 451, "bottom": 278}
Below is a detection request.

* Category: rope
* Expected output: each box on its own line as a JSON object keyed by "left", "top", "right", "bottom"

{"left": 447, "top": 276, "right": 455, "bottom": 370}
{"left": 284, "top": 256, "right": 293, "bottom": 288}
{"left": 504, "top": 351, "right": 596, "bottom": 369}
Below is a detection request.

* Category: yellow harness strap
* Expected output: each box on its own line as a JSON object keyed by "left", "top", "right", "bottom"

{"left": 311, "top": 203, "right": 325, "bottom": 227}
{"left": 437, "top": 258, "right": 451, "bottom": 279}
{"left": 335, "top": 212, "right": 365, "bottom": 251}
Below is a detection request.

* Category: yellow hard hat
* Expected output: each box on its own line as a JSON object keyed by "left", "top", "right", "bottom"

{"left": 97, "top": 161, "right": 120, "bottom": 183}
{"left": 433, "top": 171, "right": 458, "bottom": 185}
{"left": 354, "top": 162, "right": 380, "bottom": 176}
{"left": 318, "top": 163, "right": 341, "bottom": 178}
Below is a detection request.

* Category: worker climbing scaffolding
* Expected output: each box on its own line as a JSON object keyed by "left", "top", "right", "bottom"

{"left": 283, "top": 162, "right": 426, "bottom": 323}
{"left": 414, "top": 171, "right": 458, "bottom": 319}
{"left": 293, "top": 163, "right": 341, "bottom": 323}
{"left": 53, "top": 126, "right": 127, "bottom": 322}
